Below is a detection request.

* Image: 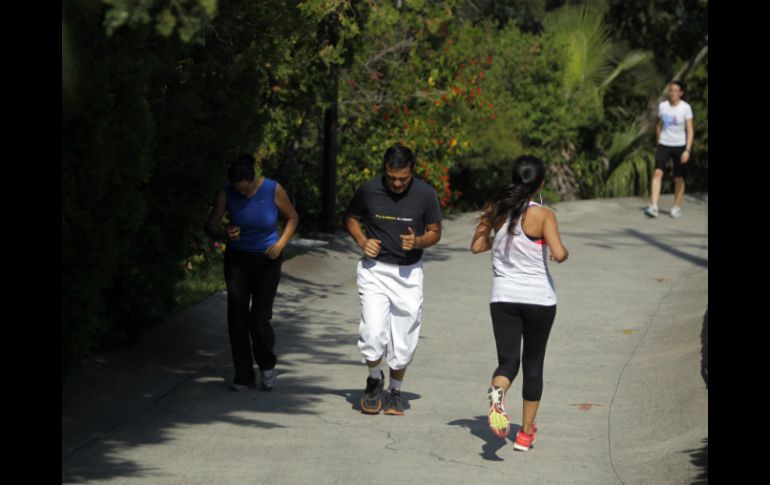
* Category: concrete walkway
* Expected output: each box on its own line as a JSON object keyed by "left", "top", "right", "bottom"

{"left": 62, "top": 194, "right": 708, "bottom": 484}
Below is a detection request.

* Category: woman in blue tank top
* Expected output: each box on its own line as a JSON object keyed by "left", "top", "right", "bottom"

{"left": 204, "top": 154, "right": 298, "bottom": 391}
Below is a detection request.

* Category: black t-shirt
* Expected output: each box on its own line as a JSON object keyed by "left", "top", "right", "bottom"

{"left": 346, "top": 176, "right": 443, "bottom": 265}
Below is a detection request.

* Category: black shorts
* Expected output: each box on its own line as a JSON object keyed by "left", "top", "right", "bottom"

{"left": 655, "top": 145, "right": 687, "bottom": 178}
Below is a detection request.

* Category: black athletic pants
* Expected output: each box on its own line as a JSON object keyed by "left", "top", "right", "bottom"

{"left": 224, "top": 247, "right": 282, "bottom": 385}
{"left": 490, "top": 302, "right": 556, "bottom": 401}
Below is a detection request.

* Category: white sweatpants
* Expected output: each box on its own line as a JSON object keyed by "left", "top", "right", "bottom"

{"left": 356, "top": 257, "right": 424, "bottom": 370}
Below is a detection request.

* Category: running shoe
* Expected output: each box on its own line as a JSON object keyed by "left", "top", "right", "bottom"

{"left": 644, "top": 205, "right": 659, "bottom": 218}
{"left": 487, "top": 386, "right": 510, "bottom": 438}
{"left": 230, "top": 380, "right": 257, "bottom": 392}
{"left": 383, "top": 389, "right": 405, "bottom": 416}
{"left": 670, "top": 206, "right": 683, "bottom": 219}
{"left": 261, "top": 369, "right": 277, "bottom": 390}
{"left": 360, "top": 370, "right": 385, "bottom": 414}
{"left": 514, "top": 428, "right": 535, "bottom": 452}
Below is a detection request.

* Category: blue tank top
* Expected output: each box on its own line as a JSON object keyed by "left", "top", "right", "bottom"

{"left": 224, "top": 178, "right": 280, "bottom": 253}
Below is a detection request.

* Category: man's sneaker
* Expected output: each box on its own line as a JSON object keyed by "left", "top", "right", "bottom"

{"left": 360, "top": 370, "right": 384, "bottom": 414}
{"left": 230, "top": 380, "right": 256, "bottom": 392}
{"left": 383, "top": 389, "right": 405, "bottom": 415}
{"left": 261, "top": 369, "right": 277, "bottom": 390}
{"left": 670, "top": 206, "right": 683, "bottom": 219}
{"left": 644, "top": 205, "right": 659, "bottom": 218}
{"left": 514, "top": 428, "right": 535, "bottom": 452}
{"left": 487, "top": 386, "right": 511, "bottom": 438}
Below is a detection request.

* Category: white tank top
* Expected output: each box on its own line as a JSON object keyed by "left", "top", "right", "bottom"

{"left": 490, "top": 202, "right": 557, "bottom": 306}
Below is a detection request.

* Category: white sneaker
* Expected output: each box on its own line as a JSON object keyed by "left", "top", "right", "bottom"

{"left": 670, "top": 206, "right": 682, "bottom": 219}
{"left": 261, "top": 369, "right": 277, "bottom": 390}
{"left": 644, "top": 205, "right": 659, "bottom": 218}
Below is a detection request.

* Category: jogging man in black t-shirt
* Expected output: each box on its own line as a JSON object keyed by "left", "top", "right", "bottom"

{"left": 345, "top": 144, "right": 442, "bottom": 415}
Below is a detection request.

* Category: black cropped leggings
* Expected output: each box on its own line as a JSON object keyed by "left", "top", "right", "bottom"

{"left": 490, "top": 302, "right": 556, "bottom": 401}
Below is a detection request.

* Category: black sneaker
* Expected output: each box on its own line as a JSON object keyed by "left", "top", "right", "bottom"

{"left": 383, "top": 389, "right": 404, "bottom": 416}
{"left": 360, "top": 371, "right": 385, "bottom": 414}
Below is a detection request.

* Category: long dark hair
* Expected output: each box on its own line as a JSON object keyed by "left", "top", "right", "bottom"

{"left": 486, "top": 155, "right": 546, "bottom": 235}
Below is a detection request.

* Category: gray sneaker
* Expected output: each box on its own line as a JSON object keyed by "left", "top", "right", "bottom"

{"left": 670, "top": 206, "right": 682, "bottom": 219}
{"left": 230, "top": 380, "right": 257, "bottom": 392}
{"left": 261, "top": 369, "right": 277, "bottom": 390}
{"left": 644, "top": 205, "right": 659, "bottom": 218}
{"left": 383, "top": 389, "right": 405, "bottom": 415}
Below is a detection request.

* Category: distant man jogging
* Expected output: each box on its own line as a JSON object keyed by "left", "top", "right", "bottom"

{"left": 345, "top": 144, "right": 442, "bottom": 415}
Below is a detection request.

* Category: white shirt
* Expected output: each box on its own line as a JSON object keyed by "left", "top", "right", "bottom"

{"left": 490, "top": 203, "right": 557, "bottom": 306}
{"left": 658, "top": 100, "right": 693, "bottom": 147}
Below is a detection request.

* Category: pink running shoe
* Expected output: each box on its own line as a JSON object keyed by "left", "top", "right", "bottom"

{"left": 514, "top": 428, "right": 536, "bottom": 451}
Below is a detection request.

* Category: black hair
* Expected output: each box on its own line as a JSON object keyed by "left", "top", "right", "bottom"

{"left": 670, "top": 80, "right": 686, "bottom": 93}
{"left": 383, "top": 144, "right": 415, "bottom": 171}
{"left": 486, "top": 155, "right": 546, "bottom": 236}
{"left": 228, "top": 154, "right": 256, "bottom": 183}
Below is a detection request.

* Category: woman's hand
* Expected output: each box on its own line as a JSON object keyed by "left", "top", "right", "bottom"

{"left": 226, "top": 225, "right": 241, "bottom": 241}
{"left": 264, "top": 242, "right": 284, "bottom": 260}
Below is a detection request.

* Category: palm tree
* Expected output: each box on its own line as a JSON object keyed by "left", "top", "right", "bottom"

{"left": 603, "top": 122, "right": 651, "bottom": 197}
{"left": 545, "top": 4, "right": 651, "bottom": 116}
{"left": 543, "top": 4, "right": 652, "bottom": 198}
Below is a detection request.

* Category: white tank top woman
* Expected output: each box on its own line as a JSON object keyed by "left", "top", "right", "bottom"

{"left": 490, "top": 202, "right": 557, "bottom": 306}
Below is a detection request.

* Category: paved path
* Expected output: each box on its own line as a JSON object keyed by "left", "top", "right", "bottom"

{"left": 62, "top": 194, "right": 708, "bottom": 484}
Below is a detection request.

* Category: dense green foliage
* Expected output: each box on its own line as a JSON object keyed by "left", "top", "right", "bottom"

{"left": 62, "top": 0, "right": 707, "bottom": 376}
